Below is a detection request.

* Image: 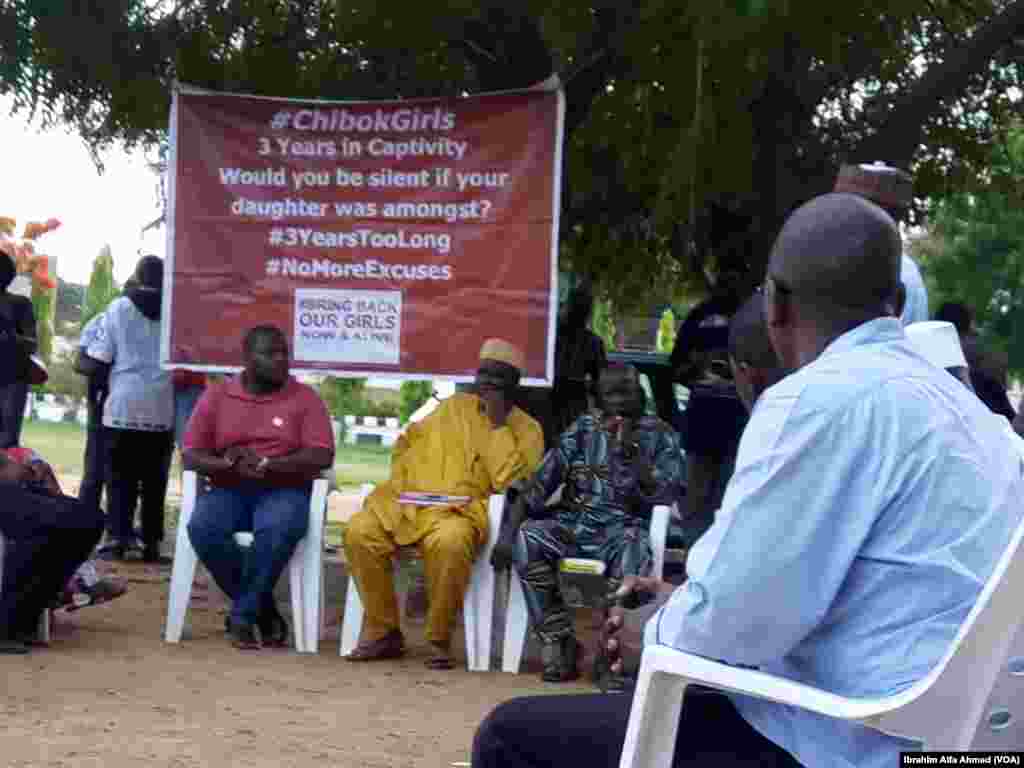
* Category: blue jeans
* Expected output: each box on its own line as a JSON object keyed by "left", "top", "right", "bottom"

{"left": 187, "top": 484, "right": 310, "bottom": 626}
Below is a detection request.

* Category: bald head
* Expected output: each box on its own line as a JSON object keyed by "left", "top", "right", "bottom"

{"left": 729, "top": 293, "right": 783, "bottom": 411}
{"left": 729, "top": 294, "right": 777, "bottom": 370}
{"left": 764, "top": 193, "right": 902, "bottom": 369}
{"left": 769, "top": 193, "right": 900, "bottom": 313}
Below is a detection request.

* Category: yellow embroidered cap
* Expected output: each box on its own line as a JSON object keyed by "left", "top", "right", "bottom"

{"left": 479, "top": 338, "right": 525, "bottom": 371}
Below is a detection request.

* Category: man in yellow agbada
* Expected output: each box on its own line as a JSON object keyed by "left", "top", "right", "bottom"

{"left": 344, "top": 339, "right": 544, "bottom": 669}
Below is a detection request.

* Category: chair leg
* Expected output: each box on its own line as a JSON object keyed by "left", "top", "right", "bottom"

{"left": 501, "top": 569, "right": 530, "bottom": 673}
{"left": 465, "top": 559, "right": 495, "bottom": 672}
{"left": 165, "top": 515, "right": 199, "bottom": 643}
{"left": 38, "top": 608, "right": 51, "bottom": 644}
{"left": 289, "top": 544, "right": 306, "bottom": 653}
{"left": 464, "top": 575, "right": 478, "bottom": 671}
{"left": 302, "top": 545, "right": 321, "bottom": 655}
{"left": 339, "top": 574, "right": 365, "bottom": 656}
{"left": 301, "top": 478, "right": 326, "bottom": 655}
{"left": 618, "top": 668, "right": 687, "bottom": 768}
{"left": 319, "top": 566, "right": 327, "bottom": 644}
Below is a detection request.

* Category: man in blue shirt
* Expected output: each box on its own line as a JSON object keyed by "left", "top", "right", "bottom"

{"left": 472, "top": 193, "right": 1024, "bottom": 768}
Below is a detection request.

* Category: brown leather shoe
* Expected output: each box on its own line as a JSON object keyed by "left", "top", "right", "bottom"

{"left": 344, "top": 629, "right": 405, "bottom": 661}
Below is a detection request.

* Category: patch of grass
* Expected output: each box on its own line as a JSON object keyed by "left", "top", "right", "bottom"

{"left": 21, "top": 420, "right": 88, "bottom": 476}
{"left": 334, "top": 441, "right": 391, "bottom": 488}
{"left": 20, "top": 420, "right": 392, "bottom": 489}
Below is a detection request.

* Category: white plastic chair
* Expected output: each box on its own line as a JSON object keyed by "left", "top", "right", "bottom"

{"left": 164, "top": 471, "right": 328, "bottom": 653}
{"left": 618, "top": 511, "right": 1024, "bottom": 767}
{"left": 0, "top": 532, "right": 50, "bottom": 643}
{"left": 500, "top": 502, "right": 673, "bottom": 674}
{"left": 338, "top": 484, "right": 503, "bottom": 672}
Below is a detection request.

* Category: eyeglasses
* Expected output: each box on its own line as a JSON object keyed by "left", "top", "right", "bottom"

{"left": 759, "top": 274, "right": 793, "bottom": 297}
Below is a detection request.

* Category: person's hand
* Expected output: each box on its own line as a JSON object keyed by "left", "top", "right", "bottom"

{"left": 632, "top": 452, "right": 656, "bottom": 493}
{"left": 223, "top": 446, "right": 252, "bottom": 465}
{"left": 479, "top": 388, "right": 511, "bottom": 428}
{"left": 235, "top": 454, "right": 269, "bottom": 480}
{"left": 25, "top": 461, "right": 61, "bottom": 495}
{"left": 222, "top": 446, "right": 260, "bottom": 474}
{"left": 490, "top": 532, "right": 517, "bottom": 571}
{"left": 0, "top": 458, "right": 30, "bottom": 486}
{"left": 25, "top": 461, "right": 48, "bottom": 485}
{"left": 603, "top": 575, "right": 675, "bottom": 675}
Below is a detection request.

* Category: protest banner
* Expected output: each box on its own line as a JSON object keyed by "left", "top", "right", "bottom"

{"left": 161, "top": 82, "right": 564, "bottom": 384}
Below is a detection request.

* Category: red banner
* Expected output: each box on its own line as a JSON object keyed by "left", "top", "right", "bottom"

{"left": 162, "top": 83, "right": 564, "bottom": 383}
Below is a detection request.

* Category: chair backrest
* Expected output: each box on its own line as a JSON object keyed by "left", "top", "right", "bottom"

{"left": 867, "top": 510, "right": 1024, "bottom": 749}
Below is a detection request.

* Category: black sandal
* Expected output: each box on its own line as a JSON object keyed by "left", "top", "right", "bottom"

{"left": 258, "top": 605, "right": 289, "bottom": 648}
{"left": 541, "top": 637, "right": 581, "bottom": 683}
{"left": 229, "top": 621, "right": 261, "bottom": 650}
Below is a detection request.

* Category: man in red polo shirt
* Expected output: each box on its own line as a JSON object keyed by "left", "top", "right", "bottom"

{"left": 183, "top": 325, "right": 335, "bottom": 650}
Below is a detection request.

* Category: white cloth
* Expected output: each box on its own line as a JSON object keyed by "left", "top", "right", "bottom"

{"left": 905, "top": 321, "right": 966, "bottom": 369}
{"left": 900, "top": 253, "right": 929, "bottom": 325}
{"left": 645, "top": 318, "right": 1024, "bottom": 768}
{"left": 86, "top": 296, "right": 172, "bottom": 431}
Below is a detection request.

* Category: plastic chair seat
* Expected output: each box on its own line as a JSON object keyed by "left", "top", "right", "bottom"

{"left": 164, "top": 471, "right": 328, "bottom": 653}
{"left": 338, "top": 485, "right": 503, "bottom": 671}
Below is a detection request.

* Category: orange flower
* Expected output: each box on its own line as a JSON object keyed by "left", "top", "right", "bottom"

{"left": 31, "top": 253, "right": 55, "bottom": 291}
{"left": 22, "top": 222, "right": 45, "bottom": 240}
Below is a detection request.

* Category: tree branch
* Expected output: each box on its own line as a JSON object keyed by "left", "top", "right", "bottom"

{"left": 853, "top": 0, "right": 1024, "bottom": 168}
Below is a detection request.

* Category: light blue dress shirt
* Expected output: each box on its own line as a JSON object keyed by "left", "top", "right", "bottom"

{"left": 900, "top": 254, "right": 929, "bottom": 325}
{"left": 645, "top": 318, "right": 1024, "bottom": 768}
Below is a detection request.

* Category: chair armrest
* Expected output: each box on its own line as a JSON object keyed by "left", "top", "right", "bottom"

{"left": 648, "top": 505, "right": 671, "bottom": 580}
{"left": 637, "top": 644, "right": 902, "bottom": 722}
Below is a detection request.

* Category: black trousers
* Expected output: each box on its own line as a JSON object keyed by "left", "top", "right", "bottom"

{"left": 78, "top": 424, "right": 107, "bottom": 513}
{"left": 0, "top": 380, "right": 29, "bottom": 449}
{"left": 0, "top": 485, "right": 104, "bottom": 637}
{"left": 78, "top": 389, "right": 107, "bottom": 513}
{"left": 472, "top": 687, "right": 802, "bottom": 768}
{"left": 104, "top": 428, "right": 173, "bottom": 546}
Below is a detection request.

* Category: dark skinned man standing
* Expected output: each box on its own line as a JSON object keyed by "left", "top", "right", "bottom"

{"left": 182, "top": 325, "right": 335, "bottom": 650}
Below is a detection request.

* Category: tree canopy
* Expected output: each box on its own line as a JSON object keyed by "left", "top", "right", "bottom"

{"left": 6, "top": 1, "right": 1024, "bottom": 311}
{"left": 912, "top": 121, "right": 1024, "bottom": 379}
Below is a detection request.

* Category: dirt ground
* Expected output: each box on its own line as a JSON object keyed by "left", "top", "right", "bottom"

{"left": 1, "top": 559, "right": 608, "bottom": 768}
{"left": 2, "top": 476, "right": 603, "bottom": 768}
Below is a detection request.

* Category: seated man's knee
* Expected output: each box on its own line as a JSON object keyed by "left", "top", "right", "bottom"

{"left": 343, "top": 509, "right": 391, "bottom": 556}
{"left": 472, "top": 698, "right": 533, "bottom": 767}
{"left": 428, "top": 518, "right": 477, "bottom": 561}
